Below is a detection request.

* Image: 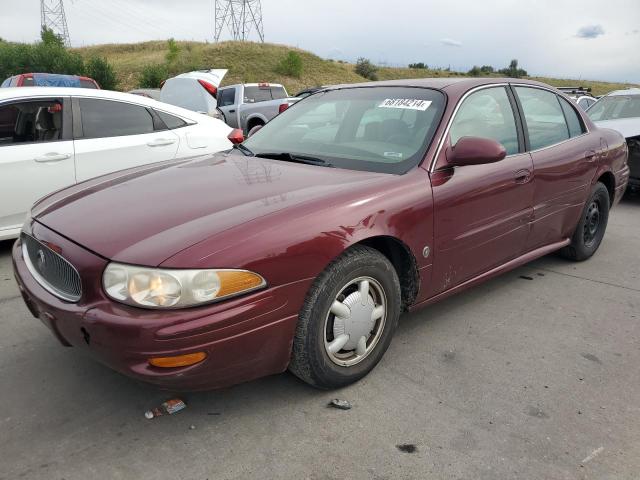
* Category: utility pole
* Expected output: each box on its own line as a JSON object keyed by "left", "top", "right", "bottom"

{"left": 40, "top": 0, "right": 71, "bottom": 46}
{"left": 214, "top": 0, "right": 264, "bottom": 43}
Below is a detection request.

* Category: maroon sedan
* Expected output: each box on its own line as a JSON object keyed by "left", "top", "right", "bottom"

{"left": 13, "top": 78, "right": 629, "bottom": 391}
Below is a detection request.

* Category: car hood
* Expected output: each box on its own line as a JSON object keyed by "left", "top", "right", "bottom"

{"left": 33, "top": 153, "right": 390, "bottom": 266}
{"left": 594, "top": 117, "right": 640, "bottom": 138}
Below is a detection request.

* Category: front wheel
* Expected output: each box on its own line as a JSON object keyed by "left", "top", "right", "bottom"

{"left": 560, "top": 182, "right": 610, "bottom": 261}
{"left": 289, "top": 246, "right": 401, "bottom": 389}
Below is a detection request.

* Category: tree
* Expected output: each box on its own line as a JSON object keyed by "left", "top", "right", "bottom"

{"left": 355, "top": 57, "right": 378, "bottom": 80}
{"left": 409, "top": 62, "right": 428, "bottom": 69}
{"left": 86, "top": 56, "right": 118, "bottom": 90}
{"left": 40, "top": 27, "right": 64, "bottom": 48}
{"left": 498, "top": 59, "right": 527, "bottom": 78}
{"left": 480, "top": 65, "right": 494, "bottom": 74}
{"left": 468, "top": 65, "right": 481, "bottom": 76}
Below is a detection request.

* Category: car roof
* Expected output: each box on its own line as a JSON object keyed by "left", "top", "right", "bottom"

{"left": 605, "top": 88, "right": 640, "bottom": 96}
{"left": 0, "top": 87, "right": 202, "bottom": 120}
{"left": 325, "top": 77, "right": 555, "bottom": 92}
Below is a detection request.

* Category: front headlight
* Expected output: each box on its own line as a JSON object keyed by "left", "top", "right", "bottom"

{"left": 103, "top": 263, "right": 266, "bottom": 309}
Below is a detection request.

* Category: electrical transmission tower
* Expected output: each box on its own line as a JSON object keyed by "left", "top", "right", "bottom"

{"left": 40, "top": 0, "right": 71, "bottom": 46}
{"left": 214, "top": 0, "right": 264, "bottom": 43}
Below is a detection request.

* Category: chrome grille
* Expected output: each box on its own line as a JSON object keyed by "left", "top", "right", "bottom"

{"left": 22, "top": 234, "right": 82, "bottom": 302}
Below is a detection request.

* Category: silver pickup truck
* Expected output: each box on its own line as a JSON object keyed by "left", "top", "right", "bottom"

{"left": 217, "top": 83, "right": 299, "bottom": 134}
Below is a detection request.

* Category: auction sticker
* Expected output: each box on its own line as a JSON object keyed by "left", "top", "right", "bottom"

{"left": 378, "top": 99, "right": 432, "bottom": 111}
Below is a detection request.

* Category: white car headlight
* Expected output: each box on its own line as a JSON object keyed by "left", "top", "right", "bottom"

{"left": 103, "top": 263, "right": 266, "bottom": 309}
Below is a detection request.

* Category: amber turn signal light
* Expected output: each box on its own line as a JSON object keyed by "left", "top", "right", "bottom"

{"left": 149, "top": 352, "right": 207, "bottom": 368}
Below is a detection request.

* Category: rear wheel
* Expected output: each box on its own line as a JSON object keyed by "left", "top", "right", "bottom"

{"left": 289, "top": 246, "right": 401, "bottom": 389}
{"left": 560, "top": 182, "right": 610, "bottom": 261}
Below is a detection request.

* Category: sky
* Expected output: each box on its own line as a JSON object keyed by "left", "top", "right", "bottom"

{"left": 1, "top": 0, "right": 639, "bottom": 83}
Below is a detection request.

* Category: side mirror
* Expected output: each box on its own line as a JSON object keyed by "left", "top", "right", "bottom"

{"left": 227, "top": 128, "right": 245, "bottom": 145}
{"left": 247, "top": 124, "right": 263, "bottom": 138}
{"left": 448, "top": 136, "right": 507, "bottom": 167}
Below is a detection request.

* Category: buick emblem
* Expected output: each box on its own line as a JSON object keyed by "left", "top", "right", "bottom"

{"left": 36, "top": 249, "right": 46, "bottom": 270}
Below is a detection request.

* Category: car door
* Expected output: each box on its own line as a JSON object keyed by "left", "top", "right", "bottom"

{"left": 513, "top": 86, "right": 598, "bottom": 250}
{"left": 0, "top": 97, "right": 75, "bottom": 238}
{"left": 217, "top": 87, "right": 239, "bottom": 128}
{"left": 429, "top": 86, "right": 535, "bottom": 294}
{"left": 73, "top": 97, "right": 179, "bottom": 182}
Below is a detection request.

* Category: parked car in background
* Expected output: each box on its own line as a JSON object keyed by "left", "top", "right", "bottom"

{"left": 160, "top": 69, "right": 228, "bottom": 120}
{"left": 588, "top": 88, "right": 640, "bottom": 190}
{"left": 557, "top": 86, "right": 597, "bottom": 111}
{"left": 128, "top": 88, "right": 161, "bottom": 101}
{"left": 0, "top": 87, "right": 232, "bottom": 240}
{"left": 12, "top": 78, "right": 628, "bottom": 391}
{"left": 1, "top": 73, "right": 100, "bottom": 89}
{"left": 217, "top": 83, "right": 299, "bottom": 134}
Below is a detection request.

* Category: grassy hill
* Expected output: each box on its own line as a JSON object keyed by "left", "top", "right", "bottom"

{"left": 75, "top": 40, "right": 637, "bottom": 97}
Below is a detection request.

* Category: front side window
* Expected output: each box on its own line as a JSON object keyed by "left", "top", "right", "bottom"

{"left": 0, "top": 100, "right": 63, "bottom": 146}
{"left": 587, "top": 95, "right": 640, "bottom": 121}
{"left": 79, "top": 98, "right": 154, "bottom": 139}
{"left": 450, "top": 87, "right": 519, "bottom": 155}
{"left": 243, "top": 87, "right": 445, "bottom": 174}
{"left": 515, "top": 87, "right": 569, "bottom": 150}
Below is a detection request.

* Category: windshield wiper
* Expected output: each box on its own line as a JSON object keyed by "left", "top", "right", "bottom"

{"left": 233, "top": 143, "right": 255, "bottom": 156}
{"left": 255, "top": 152, "right": 333, "bottom": 167}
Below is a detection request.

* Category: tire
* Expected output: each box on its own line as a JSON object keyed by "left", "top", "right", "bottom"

{"left": 289, "top": 245, "right": 401, "bottom": 389}
{"left": 560, "top": 182, "right": 610, "bottom": 261}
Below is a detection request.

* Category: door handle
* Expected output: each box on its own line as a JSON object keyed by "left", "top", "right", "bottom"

{"left": 229, "top": 109, "right": 236, "bottom": 113}
{"left": 514, "top": 169, "right": 532, "bottom": 184}
{"left": 584, "top": 150, "right": 597, "bottom": 162}
{"left": 147, "top": 138, "right": 177, "bottom": 147}
{"left": 34, "top": 153, "right": 71, "bottom": 163}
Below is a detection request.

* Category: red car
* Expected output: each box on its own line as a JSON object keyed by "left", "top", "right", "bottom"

{"left": 13, "top": 78, "right": 629, "bottom": 391}
{"left": 1, "top": 73, "right": 100, "bottom": 89}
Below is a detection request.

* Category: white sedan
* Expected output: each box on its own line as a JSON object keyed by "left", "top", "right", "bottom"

{"left": 0, "top": 87, "right": 232, "bottom": 240}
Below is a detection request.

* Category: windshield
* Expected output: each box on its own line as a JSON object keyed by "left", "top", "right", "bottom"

{"left": 588, "top": 95, "right": 640, "bottom": 121}
{"left": 242, "top": 87, "right": 446, "bottom": 174}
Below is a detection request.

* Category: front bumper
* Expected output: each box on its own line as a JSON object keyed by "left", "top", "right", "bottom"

{"left": 12, "top": 225, "right": 309, "bottom": 391}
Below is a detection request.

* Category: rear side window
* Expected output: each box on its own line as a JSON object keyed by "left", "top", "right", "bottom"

{"left": 80, "top": 79, "right": 99, "bottom": 89}
{"left": 79, "top": 98, "right": 154, "bottom": 139}
{"left": 155, "top": 110, "right": 187, "bottom": 129}
{"left": 450, "top": 86, "right": 520, "bottom": 155}
{"left": 21, "top": 76, "right": 34, "bottom": 86}
{"left": 0, "top": 100, "right": 64, "bottom": 145}
{"left": 218, "top": 88, "right": 236, "bottom": 107}
{"left": 243, "top": 86, "right": 272, "bottom": 103}
{"left": 559, "top": 97, "right": 585, "bottom": 137}
{"left": 515, "top": 87, "right": 569, "bottom": 150}
{"left": 270, "top": 86, "right": 287, "bottom": 100}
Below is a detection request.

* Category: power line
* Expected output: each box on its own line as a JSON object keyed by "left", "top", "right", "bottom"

{"left": 214, "top": 0, "right": 264, "bottom": 42}
{"left": 41, "top": 0, "right": 71, "bottom": 46}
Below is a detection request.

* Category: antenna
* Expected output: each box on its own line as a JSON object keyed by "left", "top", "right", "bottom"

{"left": 40, "top": 0, "right": 71, "bottom": 46}
{"left": 214, "top": 0, "right": 264, "bottom": 42}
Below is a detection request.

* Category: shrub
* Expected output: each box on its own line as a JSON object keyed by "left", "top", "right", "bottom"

{"left": 468, "top": 66, "right": 481, "bottom": 76}
{"left": 166, "top": 38, "right": 180, "bottom": 64}
{"left": 277, "top": 51, "right": 303, "bottom": 78}
{"left": 355, "top": 57, "right": 378, "bottom": 80}
{"left": 139, "top": 64, "right": 168, "bottom": 88}
{"left": 499, "top": 59, "right": 527, "bottom": 78}
{"left": 409, "top": 62, "right": 428, "bottom": 69}
{"left": 85, "top": 56, "right": 117, "bottom": 90}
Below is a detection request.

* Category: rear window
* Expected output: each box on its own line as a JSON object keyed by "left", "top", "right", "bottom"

{"left": 22, "top": 77, "right": 34, "bottom": 87}
{"left": 243, "top": 87, "right": 446, "bottom": 174}
{"left": 244, "top": 86, "right": 274, "bottom": 103}
{"left": 80, "top": 79, "right": 99, "bottom": 89}
{"left": 270, "top": 86, "right": 288, "bottom": 100}
{"left": 1, "top": 78, "right": 11, "bottom": 88}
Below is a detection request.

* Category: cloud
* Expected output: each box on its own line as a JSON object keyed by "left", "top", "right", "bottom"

{"left": 440, "top": 38, "right": 462, "bottom": 47}
{"left": 575, "top": 24, "right": 605, "bottom": 39}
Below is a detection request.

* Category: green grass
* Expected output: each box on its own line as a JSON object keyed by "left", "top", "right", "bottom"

{"left": 74, "top": 40, "right": 637, "bottom": 97}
